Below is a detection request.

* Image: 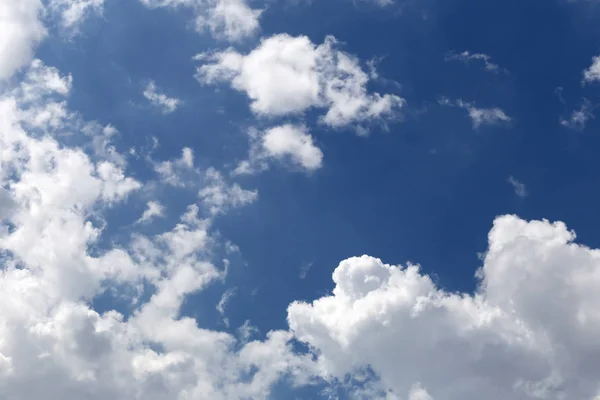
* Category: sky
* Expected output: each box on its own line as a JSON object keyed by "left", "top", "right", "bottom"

{"left": 4, "top": 0, "right": 600, "bottom": 399}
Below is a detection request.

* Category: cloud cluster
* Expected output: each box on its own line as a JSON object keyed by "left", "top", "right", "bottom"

{"left": 4, "top": 58, "right": 600, "bottom": 400}
{"left": 289, "top": 215, "right": 600, "bottom": 399}
{"left": 197, "top": 34, "right": 404, "bottom": 128}
{"left": 0, "top": 59, "right": 316, "bottom": 400}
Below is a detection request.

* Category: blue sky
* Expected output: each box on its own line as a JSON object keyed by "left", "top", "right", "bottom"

{"left": 4, "top": 0, "right": 600, "bottom": 399}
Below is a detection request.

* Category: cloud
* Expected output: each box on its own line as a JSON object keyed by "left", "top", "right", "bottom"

{"left": 508, "top": 176, "right": 527, "bottom": 198}
{"left": 6, "top": 59, "right": 600, "bottom": 400}
{"left": 216, "top": 288, "right": 237, "bottom": 327}
{"left": 154, "top": 147, "right": 196, "bottom": 187}
{"left": 138, "top": 0, "right": 261, "bottom": 41}
{"left": 440, "top": 97, "right": 512, "bottom": 129}
{"left": 48, "top": 0, "right": 104, "bottom": 32}
{"left": 299, "top": 262, "right": 313, "bottom": 279}
{"left": 143, "top": 81, "right": 181, "bottom": 114}
{"left": 196, "top": 0, "right": 262, "bottom": 42}
{"left": 196, "top": 34, "right": 404, "bottom": 129}
{"left": 0, "top": 0, "right": 46, "bottom": 80}
{"left": 234, "top": 124, "right": 324, "bottom": 174}
{"left": 288, "top": 215, "right": 600, "bottom": 399}
{"left": 198, "top": 168, "right": 258, "bottom": 215}
{"left": 445, "top": 51, "right": 503, "bottom": 73}
{"left": 583, "top": 55, "right": 600, "bottom": 84}
{"left": 560, "top": 99, "right": 595, "bottom": 130}
{"left": 0, "top": 60, "right": 319, "bottom": 400}
{"left": 137, "top": 200, "right": 165, "bottom": 223}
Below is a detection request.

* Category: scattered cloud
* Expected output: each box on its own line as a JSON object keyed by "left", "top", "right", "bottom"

{"left": 137, "top": 200, "right": 165, "bottom": 223}
{"left": 560, "top": 99, "right": 595, "bottom": 130}
{"left": 0, "top": 60, "right": 319, "bottom": 400}
{"left": 138, "top": 0, "right": 261, "bottom": 41}
{"left": 143, "top": 81, "right": 181, "bottom": 114}
{"left": 445, "top": 50, "right": 504, "bottom": 73}
{"left": 48, "top": 0, "right": 104, "bottom": 33}
{"left": 440, "top": 97, "right": 512, "bottom": 129}
{"left": 234, "top": 124, "right": 324, "bottom": 175}
{"left": 153, "top": 147, "right": 196, "bottom": 187}
{"left": 508, "top": 176, "right": 527, "bottom": 197}
{"left": 199, "top": 168, "right": 258, "bottom": 215}
{"left": 196, "top": 34, "right": 404, "bottom": 130}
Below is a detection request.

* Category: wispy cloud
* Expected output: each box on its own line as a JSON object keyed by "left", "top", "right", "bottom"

{"left": 217, "top": 288, "right": 237, "bottom": 328}
{"left": 143, "top": 80, "right": 181, "bottom": 114}
{"left": 560, "top": 99, "right": 595, "bottom": 131}
{"left": 508, "top": 176, "right": 527, "bottom": 198}
{"left": 445, "top": 51, "right": 505, "bottom": 73}
{"left": 439, "top": 97, "right": 512, "bottom": 129}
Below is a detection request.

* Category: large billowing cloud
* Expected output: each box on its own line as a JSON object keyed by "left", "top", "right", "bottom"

{"left": 196, "top": 34, "right": 405, "bottom": 128}
{"left": 289, "top": 215, "right": 600, "bottom": 399}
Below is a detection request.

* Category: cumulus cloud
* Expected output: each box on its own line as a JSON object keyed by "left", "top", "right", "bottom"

{"left": 288, "top": 215, "right": 600, "bottom": 399}
{"left": 234, "top": 124, "right": 324, "bottom": 174}
{"left": 440, "top": 97, "right": 512, "bottom": 129}
{"left": 138, "top": 0, "right": 261, "bottom": 41}
{"left": 445, "top": 50, "right": 503, "bottom": 73}
{"left": 560, "top": 99, "right": 595, "bottom": 130}
{"left": 0, "top": 0, "right": 46, "bottom": 80}
{"left": 143, "top": 81, "right": 181, "bottom": 114}
{"left": 196, "top": 34, "right": 404, "bottom": 129}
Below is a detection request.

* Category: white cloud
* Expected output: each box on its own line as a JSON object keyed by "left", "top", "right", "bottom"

{"left": 138, "top": 0, "right": 261, "bottom": 41}
{"left": 154, "top": 147, "right": 196, "bottom": 187}
{"left": 48, "top": 0, "right": 104, "bottom": 32}
{"left": 0, "top": 0, "right": 46, "bottom": 80}
{"left": 198, "top": 168, "right": 258, "bottom": 215}
{"left": 0, "top": 60, "right": 319, "bottom": 400}
{"left": 560, "top": 99, "right": 595, "bottom": 130}
{"left": 440, "top": 97, "right": 512, "bottom": 129}
{"left": 445, "top": 51, "right": 503, "bottom": 73}
{"left": 196, "top": 0, "right": 262, "bottom": 42}
{"left": 196, "top": 34, "right": 404, "bottom": 129}
{"left": 234, "top": 124, "right": 324, "bottom": 174}
{"left": 216, "top": 287, "right": 237, "bottom": 327}
{"left": 143, "top": 81, "right": 181, "bottom": 114}
{"left": 508, "top": 176, "right": 527, "bottom": 198}
{"left": 288, "top": 215, "right": 600, "bottom": 399}
{"left": 583, "top": 55, "right": 600, "bottom": 84}
{"left": 137, "top": 200, "right": 165, "bottom": 223}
